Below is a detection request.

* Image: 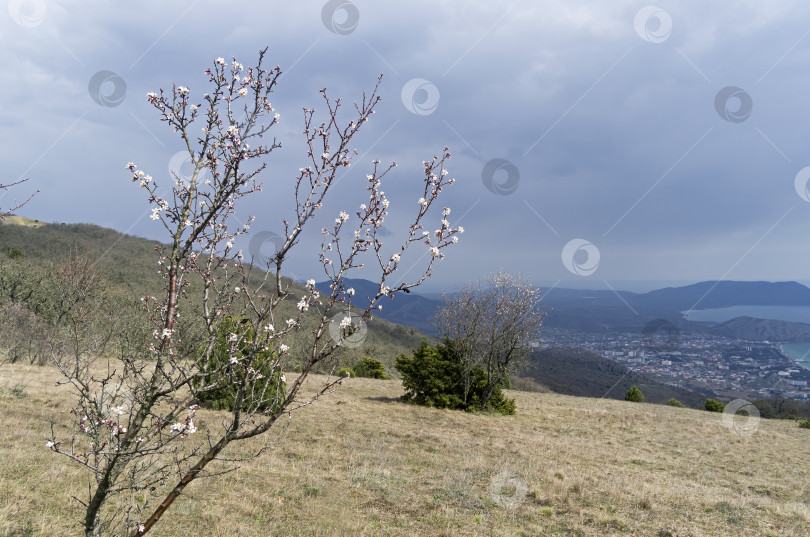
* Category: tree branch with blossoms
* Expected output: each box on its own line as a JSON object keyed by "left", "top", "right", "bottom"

{"left": 0, "top": 177, "right": 38, "bottom": 218}
{"left": 45, "top": 48, "right": 462, "bottom": 537}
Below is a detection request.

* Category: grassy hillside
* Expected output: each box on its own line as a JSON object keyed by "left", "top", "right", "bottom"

{"left": 0, "top": 218, "right": 430, "bottom": 373}
{"left": 0, "top": 215, "right": 46, "bottom": 228}
{"left": 2, "top": 363, "right": 809, "bottom": 536}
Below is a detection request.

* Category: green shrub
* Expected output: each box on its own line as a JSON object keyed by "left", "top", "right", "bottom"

{"left": 192, "top": 317, "right": 285, "bottom": 412}
{"left": 799, "top": 419, "right": 810, "bottom": 429}
{"left": 666, "top": 398, "right": 685, "bottom": 408}
{"left": 752, "top": 399, "right": 775, "bottom": 419}
{"left": 336, "top": 367, "right": 355, "bottom": 378}
{"left": 352, "top": 357, "right": 390, "bottom": 379}
{"left": 625, "top": 386, "right": 644, "bottom": 403}
{"left": 395, "top": 340, "right": 515, "bottom": 415}
{"left": 704, "top": 398, "right": 725, "bottom": 413}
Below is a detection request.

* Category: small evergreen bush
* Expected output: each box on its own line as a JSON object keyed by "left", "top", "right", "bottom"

{"left": 798, "top": 419, "right": 810, "bottom": 429}
{"left": 666, "top": 398, "right": 685, "bottom": 408}
{"left": 752, "top": 399, "right": 775, "bottom": 419}
{"left": 352, "top": 357, "right": 390, "bottom": 379}
{"left": 704, "top": 398, "right": 725, "bottom": 413}
{"left": 336, "top": 367, "right": 355, "bottom": 378}
{"left": 193, "top": 317, "right": 285, "bottom": 412}
{"left": 625, "top": 386, "right": 644, "bottom": 403}
{"left": 395, "top": 340, "right": 515, "bottom": 415}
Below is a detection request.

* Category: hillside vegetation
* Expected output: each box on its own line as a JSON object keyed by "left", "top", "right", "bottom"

{"left": 1, "top": 363, "right": 808, "bottom": 536}
{"left": 523, "top": 347, "right": 711, "bottom": 408}
{"left": 0, "top": 218, "right": 429, "bottom": 373}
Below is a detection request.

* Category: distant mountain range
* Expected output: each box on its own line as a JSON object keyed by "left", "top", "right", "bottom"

{"left": 319, "top": 278, "right": 810, "bottom": 341}
{"left": 633, "top": 280, "right": 810, "bottom": 310}
{"left": 315, "top": 278, "right": 443, "bottom": 335}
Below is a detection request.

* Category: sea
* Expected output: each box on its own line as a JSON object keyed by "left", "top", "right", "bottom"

{"left": 681, "top": 305, "right": 810, "bottom": 324}
{"left": 780, "top": 343, "right": 810, "bottom": 371}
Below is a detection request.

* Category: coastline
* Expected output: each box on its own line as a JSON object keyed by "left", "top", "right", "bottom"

{"left": 778, "top": 342, "right": 810, "bottom": 373}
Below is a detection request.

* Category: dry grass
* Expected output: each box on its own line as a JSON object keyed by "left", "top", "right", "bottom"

{"left": 0, "top": 215, "right": 45, "bottom": 228}
{"left": 1, "top": 363, "right": 809, "bottom": 536}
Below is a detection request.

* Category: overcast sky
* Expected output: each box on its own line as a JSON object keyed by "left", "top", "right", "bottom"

{"left": 4, "top": 0, "right": 810, "bottom": 293}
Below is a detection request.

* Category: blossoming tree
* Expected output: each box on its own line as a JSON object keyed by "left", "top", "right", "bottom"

{"left": 46, "top": 48, "right": 461, "bottom": 536}
{"left": 434, "top": 271, "right": 544, "bottom": 409}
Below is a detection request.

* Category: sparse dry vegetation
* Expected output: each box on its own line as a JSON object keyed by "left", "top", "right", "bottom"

{"left": 2, "top": 363, "right": 808, "bottom": 536}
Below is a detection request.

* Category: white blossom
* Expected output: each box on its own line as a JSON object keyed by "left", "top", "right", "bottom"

{"left": 297, "top": 297, "right": 309, "bottom": 312}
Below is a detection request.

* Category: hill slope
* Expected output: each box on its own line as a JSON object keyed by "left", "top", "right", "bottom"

{"left": 2, "top": 363, "right": 809, "bottom": 536}
{"left": 0, "top": 219, "right": 430, "bottom": 372}
{"left": 523, "top": 347, "right": 710, "bottom": 408}
{"left": 707, "top": 316, "right": 810, "bottom": 342}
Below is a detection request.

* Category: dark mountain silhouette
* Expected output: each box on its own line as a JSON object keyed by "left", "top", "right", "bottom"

{"left": 312, "top": 278, "right": 810, "bottom": 340}
{"left": 315, "top": 278, "right": 443, "bottom": 335}
{"left": 522, "top": 347, "right": 711, "bottom": 408}
{"left": 707, "top": 316, "right": 810, "bottom": 342}
{"left": 633, "top": 280, "right": 810, "bottom": 311}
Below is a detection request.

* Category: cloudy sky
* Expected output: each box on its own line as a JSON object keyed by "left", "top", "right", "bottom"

{"left": 4, "top": 0, "right": 810, "bottom": 293}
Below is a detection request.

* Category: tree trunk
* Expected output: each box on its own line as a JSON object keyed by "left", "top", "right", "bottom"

{"left": 133, "top": 434, "right": 231, "bottom": 535}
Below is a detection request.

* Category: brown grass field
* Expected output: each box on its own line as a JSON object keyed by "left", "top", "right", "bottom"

{"left": 1, "top": 363, "right": 809, "bottom": 536}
